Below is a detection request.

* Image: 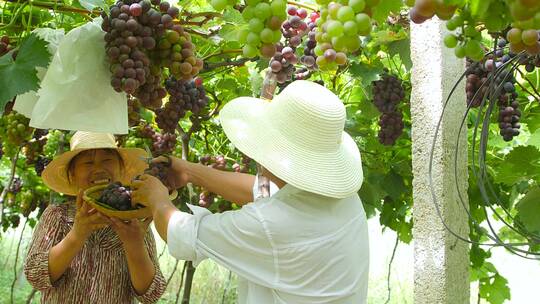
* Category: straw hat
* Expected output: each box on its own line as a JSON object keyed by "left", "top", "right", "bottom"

{"left": 219, "top": 80, "right": 363, "bottom": 199}
{"left": 42, "top": 131, "right": 148, "bottom": 195}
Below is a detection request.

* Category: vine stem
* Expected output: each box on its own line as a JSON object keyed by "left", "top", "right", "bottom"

{"left": 166, "top": 260, "right": 180, "bottom": 288}
{"left": 0, "top": 147, "right": 22, "bottom": 225}
{"left": 181, "top": 262, "right": 196, "bottom": 304}
{"left": 10, "top": 217, "right": 28, "bottom": 304}
{"left": 31, "top": 1, "right": 95, "bottom": 14}
{"left": 158, "top": 242, "right": 168, "bottom": 259}
{"left": 175, "top": 262, "right": 188, "bottom": 304}
{"left": 384, "top": 235, "right": 399, "bottom": 304}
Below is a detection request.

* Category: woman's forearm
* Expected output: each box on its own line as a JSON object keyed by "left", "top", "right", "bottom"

{"left": 123, "top": 241, "right": 155, "bottom": 295}
{"left": 152, "top": 201, "right": 177, "bottom": 242}
{"left": 48, "top": 230, "right": 85, "bottom": 283}
{"left": 186, "top": 162, "right": 255, "bottom": 205}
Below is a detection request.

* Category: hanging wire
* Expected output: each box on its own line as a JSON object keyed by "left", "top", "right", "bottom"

{"left": 427, "top": 39, "right": 540, "bottom": 259}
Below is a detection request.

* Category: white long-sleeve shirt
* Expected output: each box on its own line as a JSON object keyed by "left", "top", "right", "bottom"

{"left": 167, "top": 180, "right": 369, "bottom": 304}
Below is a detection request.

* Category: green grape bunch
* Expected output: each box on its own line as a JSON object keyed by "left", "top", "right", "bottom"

{"left": 238, "top": 0, "right": 288, "bottom": 58}
{"left": 313, "top": 0, "right": 376, "bottom": 69}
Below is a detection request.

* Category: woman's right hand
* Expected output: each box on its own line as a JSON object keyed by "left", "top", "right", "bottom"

{"left": 71, "top": 190, "right": 110, "bottom": 240}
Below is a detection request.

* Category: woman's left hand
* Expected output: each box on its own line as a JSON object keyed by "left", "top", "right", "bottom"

{"left": 109, "top": 217, "right": 152, "bottom": 247}
{"left": 131, "top": 174, "right": 170, "bottom": 211}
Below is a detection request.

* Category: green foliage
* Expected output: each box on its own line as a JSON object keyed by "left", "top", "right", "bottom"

{"left": 0, "top": 34, "right": 51, "bottom": 113}
{"left": 515, "top": 186, "right": 540, "bottom": 234}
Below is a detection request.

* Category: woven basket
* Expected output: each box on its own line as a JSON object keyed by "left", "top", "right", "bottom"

{"left": 83, "top": 184, "right": 152, "bottom": 220}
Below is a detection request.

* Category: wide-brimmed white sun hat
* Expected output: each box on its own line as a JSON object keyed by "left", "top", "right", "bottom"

{"left": 42, "top": 131, "right": 148, "bottom": 195}
{"left": 220, "top": 80, "right": 363, "bottom": 199}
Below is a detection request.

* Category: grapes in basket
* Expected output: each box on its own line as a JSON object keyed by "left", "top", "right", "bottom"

{"left": 99, "top": 182, "right": 136, "bottom": 211}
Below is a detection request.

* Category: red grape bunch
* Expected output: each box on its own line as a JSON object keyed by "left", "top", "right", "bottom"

{"left": 372, "top": 73, "right": 405, "bottom": 113}
{"left": 138, "top": 124, "right": 177, "bottom": 155}
{"left": 269, "top": 44, "right": 297, "bottom": 84}
{"left": 102, "top": 0, "right": 203, "bottom": 110}
{"left": 127, "top": 96, "right": 142, "bottom": 126}
{"left": 101, "top": 1, "right": 154, "bottom": 95}
{"left": 300, "top": 11, "right": 320, "bottom": 70}
{"left": 197, "top": 154, "right": 250, "bottom": 209}
{"left": 465, "top": 59, "right": 489, "bottom": 108}
{"left": 371, "top": 73, "right": 406, "bottom": 145}
{"left": 498, "top": 96, "right": 521, "bottom": 142}
{"left": 268, "top": 5, "right": 312, "bottom": 84}
{"left": 99, "top": 182, "right": 134, "bottom": 211}
{"left": 282, "top": 6, "right": 309, "bottom": 44}
{"left": 9, "top": 177, "right": 23, "bottom": 194}
{"left": 155, "top": 77, "right": 209, "bottom": 133}
{"left": 23, "top": 129, "right": 48, "bottom": 165}
{"left": 198, "top": 191, "right": 216, "bottom": 208}
{"left": 34, "top": 156, "right": 51, "bottom": 177}
{"left": 144, "top": 161, "right": 175, "bottom": 190}
{"left": 0, "top": 35, "right": 13, "bottom": 57}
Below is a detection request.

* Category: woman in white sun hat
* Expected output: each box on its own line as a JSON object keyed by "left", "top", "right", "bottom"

{"left": 132, "top": 80, "right": 369, "bottom": 304}
{"left": 24, "top": 131, "right": 166, "bottom": 303}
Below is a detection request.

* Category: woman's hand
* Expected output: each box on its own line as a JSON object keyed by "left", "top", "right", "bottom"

{"left": 71, "top": 190, "right": 110, "bottom": 240}
{"left": 109, "top": 217, "right": 152, "bottom": 248}
{"left": 152, "top": 156, "right": 190, "bottom": 189}
{"left": 131, "top": 174, "right": 170, "bottom": 211}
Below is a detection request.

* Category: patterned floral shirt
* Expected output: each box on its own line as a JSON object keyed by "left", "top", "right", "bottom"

{"left": 24, "top": 203, "right": 166, "bottom": 304}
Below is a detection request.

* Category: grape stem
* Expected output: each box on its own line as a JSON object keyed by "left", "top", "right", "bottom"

{"left": 202, "top": 49, "right": 242, "bottom": 60}
{"left": 201, "top": 56, "right": 255, "bottom": 73}
{"left": 286, "top": 0, "right": 317, "bottom": 11}
{"left": 178, "top": 11, "right": 222, "bottom": 27}
{"left": 183, "top": 27, "right": 220, "bottom": 38}
{"left": 0, "top": 147, "right": 21, "bottom": 226}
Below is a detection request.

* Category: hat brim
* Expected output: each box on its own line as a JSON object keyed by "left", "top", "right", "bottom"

{"left": 42, "top": 147, "right": 148, "bottom": 195}
{"left": 219, "top": 97, "right": 363, "bottom": 199}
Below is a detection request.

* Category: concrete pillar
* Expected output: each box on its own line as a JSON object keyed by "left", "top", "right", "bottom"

{"left": 410, "top": 18, "right": 470, "bottom": 304}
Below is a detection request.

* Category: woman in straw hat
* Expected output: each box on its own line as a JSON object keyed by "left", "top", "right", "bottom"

{"left": 24, "top": 131, "right": 166, "bottom": 303}
{"left": 132, "top": 80, "right": 369, "bottom": 304}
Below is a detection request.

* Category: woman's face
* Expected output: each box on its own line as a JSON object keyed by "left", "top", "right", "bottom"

{"left": 69, "top": 149, "right": 123, "bottom": 190}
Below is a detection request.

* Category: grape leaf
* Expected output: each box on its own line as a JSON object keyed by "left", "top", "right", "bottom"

{"left": 524, "top": 104, "right": 540, "bottom": 133}
{"left": 388, "top": 38, "right": 412, "bottom": 70}
{"left": 222, "top": 9, "right": 244, "bottom": 24}
{"left": 515, "top": 186, "right": 540, "bottom": 234}
{"left": 371, "top": 0, "right": 403, "bottom": 24}
{"left": 0, "top": 33, "right": 51, "bottom": 114}
{"left": 349, "top": 62, "right": 383, "bottom": 88}
{"left": 382, "top": 170, "right": 407, "bottom": 200}
{"left": 470, "top": 0, "right": 492, "bottom": 18}
{"left": 479, "top": 273, "right": 511, "bottom": 304}
{"left": 526, "top": 128, "right": 540, "bottom": 149}
{"left": 495, "top": 145, "right": 540, "bottom": 185}
{"left": 370, "top": 29, "right": 408, "bottom": 45}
